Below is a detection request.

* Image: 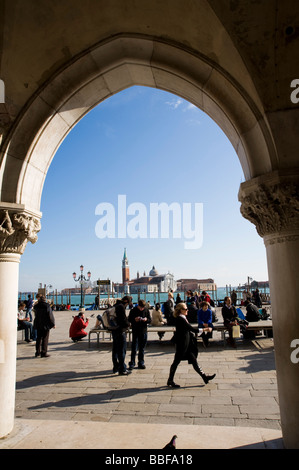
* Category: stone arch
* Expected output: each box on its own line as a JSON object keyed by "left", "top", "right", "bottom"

{"left": 0, "top": 35, "right": 276, "bottom": 214}
{"left": 0, "top": 4, "right": 298, "bottom": 447}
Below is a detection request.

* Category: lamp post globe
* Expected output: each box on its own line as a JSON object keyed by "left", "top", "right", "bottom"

{"left": 72, "top": 266, "right": 91, "bottom": 308}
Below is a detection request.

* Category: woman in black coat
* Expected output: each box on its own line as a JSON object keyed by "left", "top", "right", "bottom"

{"left": 167, "top": 303, "right": 216, "bottom": 388}
{"left": 33, "top": 296, "right": 55, "bottom": 357}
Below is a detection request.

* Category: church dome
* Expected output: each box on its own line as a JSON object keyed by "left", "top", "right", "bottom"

{"left": 149, "top": 265, "right": 158, "bottom": 276}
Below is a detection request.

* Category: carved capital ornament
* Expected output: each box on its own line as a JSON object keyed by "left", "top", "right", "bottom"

{"left": 0, "top": 209, "right": 41, "bottom": 255}
{"left": 238, "top": 171, "right": 299, "bottom": 245}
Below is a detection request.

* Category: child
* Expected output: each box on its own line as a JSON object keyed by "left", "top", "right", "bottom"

{"left": 197, "top": 301, "right": 213, "bottom": 347}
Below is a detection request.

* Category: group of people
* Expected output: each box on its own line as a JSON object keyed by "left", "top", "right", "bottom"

{"left": 82, "top": 295, "right": 216, "bottom": 387}
{"left": 68, "top": 292, "right": 217, "bottom": 386}
{"left": 18, "top": 287, "right": 267, "bottom": 390}
{"left": 18, "top": 294, "right": 55, "bottom": 357}
{"left": 231, "top": 288, "right": 264, "bottom": 308}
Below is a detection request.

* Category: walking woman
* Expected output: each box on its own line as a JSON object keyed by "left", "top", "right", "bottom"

{"left": 167, "top": 302, "right": 216, "bottom": 388}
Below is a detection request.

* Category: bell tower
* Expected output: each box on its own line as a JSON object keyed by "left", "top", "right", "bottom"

{"left": 122, "top": 248, "right": 130, "bottom": 284}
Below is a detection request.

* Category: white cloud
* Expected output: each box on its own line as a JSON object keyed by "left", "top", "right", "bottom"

{"left": 166, "top": 99, "right": 199, "bottom": 114}
{"left": 184, "top": 103, "right": 197, "bottom": 111}
{"left": 165, "top": 98, "right": 183, "bottom": 109}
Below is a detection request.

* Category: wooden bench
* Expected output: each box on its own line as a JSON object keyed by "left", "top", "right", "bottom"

{"left": 88, "top": 328, "right": 111, "bottom": 347}
{"left": 88, "top": 320, "right": 273, "bottom": 348}
{"left": 145, "top": 321, "right": 273, "bottom": 346}
{"left": 88, "top": 325, "right": 177, "bottom": 347}
{"left": 213, "top": 320, "right": 273, "bottom": 345}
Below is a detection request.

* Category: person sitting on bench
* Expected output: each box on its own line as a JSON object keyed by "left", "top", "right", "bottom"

{"left": 18, "top": 302, "right": 34, "bottom": 343}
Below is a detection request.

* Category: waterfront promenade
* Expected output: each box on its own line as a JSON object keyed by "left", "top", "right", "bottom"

{"left": 1, "top": 309, "right": 283, "bottom": 449}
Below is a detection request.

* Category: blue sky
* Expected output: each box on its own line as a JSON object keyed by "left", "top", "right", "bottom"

{"left": 19, "top": 86, "right": 268, "bottom": 292}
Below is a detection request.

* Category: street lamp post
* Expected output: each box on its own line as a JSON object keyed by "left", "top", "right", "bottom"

{"left": 73, "top": 265, "right": 91, "bottom": 308}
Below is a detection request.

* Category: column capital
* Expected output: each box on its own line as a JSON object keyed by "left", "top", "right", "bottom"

{"left": 0, "top": 204, "right": 41, "bottom": 255}
{"left": 238, "top": 169, "right": 299, "bottom": 245}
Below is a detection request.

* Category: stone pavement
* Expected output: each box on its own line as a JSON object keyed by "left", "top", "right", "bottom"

{"left": 0, "top": 310, "right": 284, "bottom": 449}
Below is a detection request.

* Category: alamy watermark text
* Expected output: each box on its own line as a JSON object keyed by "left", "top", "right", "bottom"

{"left": 95, "top": 195, "right": 203, "bottom": 249}
{"left": 0, "top": 79, "right": 4, "bottom": 103}
{"left": 290, "top": 79, "right": 299, "bottom": 104}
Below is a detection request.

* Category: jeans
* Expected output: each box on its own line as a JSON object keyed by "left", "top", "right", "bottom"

{"left": 96, "top": 314, "right": 105, "bottom": 328}
{"left": 18, "top": 320, "right": 33, "bottom": 341}
{"left": 112, "top": 329, "right": 127, "bottom": 373}
{"left": 26, "top": 309, "right": 37, "bottom": 340}
{"left": 129, "top": 330, "right": 147, "bottom": 367}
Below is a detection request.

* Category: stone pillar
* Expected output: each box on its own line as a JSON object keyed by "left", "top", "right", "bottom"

{"left": 239, "top": 170, "right": 299, "bottom": 449}
{"left": 0, "top": 206, "right": 41, "bottom": 438}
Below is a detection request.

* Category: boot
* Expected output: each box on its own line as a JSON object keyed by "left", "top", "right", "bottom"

{"left": 193, "top": 362, "right": 216, "bottom": 384}
{"left": 202, "top": 373, "right": 216, "bottom": 384}
{"left": 167, "top": 363, "right": 180, "bottom": 388}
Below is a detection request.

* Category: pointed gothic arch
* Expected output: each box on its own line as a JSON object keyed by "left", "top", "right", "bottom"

{"left": 0, "top": 10, "right": 298, "bottom": 447}
{"left": 0, "top": 35, "right": 276, "bottom": 215}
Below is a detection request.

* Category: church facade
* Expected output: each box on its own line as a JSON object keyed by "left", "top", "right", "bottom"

{"left": 119, "top": 249, "right": 176, "bottom": 293}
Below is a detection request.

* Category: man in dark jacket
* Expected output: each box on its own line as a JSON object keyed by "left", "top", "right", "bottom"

{"left": 128, "top": 299, "right": 151, "bottom": 370}
{"left": 187, "top": 301, "right": 198, "bottom": 323}
{"left": 33, "top": 296, "right": 55, "bottom": 357}
{"left": 244, "top": 300, "right": 262, "bottom": 322}
{"left": 221, "top": 296, "right": 238, "bottom": 347}
{"left": 112, "top": 296, "right": 132, "bottom": 375}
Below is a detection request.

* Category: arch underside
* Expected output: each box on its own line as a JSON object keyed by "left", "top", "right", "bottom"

{"left": 0, "top": 36, "right": 275, "bottom": 214}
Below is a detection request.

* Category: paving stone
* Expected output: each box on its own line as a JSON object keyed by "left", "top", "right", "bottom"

{"left": 234, "top": 419, "right": 282, "bottom": 430}
{"left": 232, "top": 396, "right": 278, "bottom": 406}
{"left": 149, "top": 415, "right": 194, "bottom": 425}
{"left": 109, "top": 414, "right": 150, "bottom": 423}
{"left": 117, "top": 402, "right": 159, "bottom": 413}
{"left": 202, "top": 404, "right": 241, "bottom": 415}
{"left": 193, "top": 396, "right": 232, "bottom": 405}
{"left": 170, "top": 396, "right": 193, "bottom": 405}
{"left": 239, "top": 405, "right": 280, "bottom": 415}
{"left": 193, "top": 417, "right": 235, "bottom": 426}
{"left": 159, "top": 403, "right": 202, "bottom": 415}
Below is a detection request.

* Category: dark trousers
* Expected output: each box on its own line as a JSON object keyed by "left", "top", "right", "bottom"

{"left": 71, "top": 334, "right": 87, "bottom": 342}
{"left": 112, "top": 329, "right": 127, "bottom": 373}
{"left": 224, "top": 321, "right": 234, "bottom": 340}
{"left": 36, "top": 329, "right": 50, "bottom": 356}
{"left": 200, "top": 330, "right": 213, "bottom": 345}
{"left": 18, "top": 320, "right": 33, "bottom": 341}
{"left": 129, "top": 330, "right": 147, "bottom": 367}
{"left": 169, "top": 352, "right": 206, "bottom": 381}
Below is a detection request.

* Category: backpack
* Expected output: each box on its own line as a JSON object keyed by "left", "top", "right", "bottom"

{"left": 102, "top": 306, "right": 118, "bottom": 330}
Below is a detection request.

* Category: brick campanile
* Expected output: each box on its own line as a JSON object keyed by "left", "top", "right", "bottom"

{"left": 122, "top": 248, "right": 130, "bottom": 284}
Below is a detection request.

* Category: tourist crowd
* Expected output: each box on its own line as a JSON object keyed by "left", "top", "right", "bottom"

{"left": 18, "top": 287, "right": 266, "bottom": 388}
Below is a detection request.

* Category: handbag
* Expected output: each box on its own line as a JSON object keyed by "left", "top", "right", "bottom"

{"left": 232, "top": 325, "right": 240, "bottom": 338}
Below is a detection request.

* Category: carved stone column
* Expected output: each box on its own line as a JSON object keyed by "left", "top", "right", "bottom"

{"left": 0, "top": 204, "right": 41, "bottom": 438}
{"left": 239, "top": 169, "right": 299, "bottom": 449}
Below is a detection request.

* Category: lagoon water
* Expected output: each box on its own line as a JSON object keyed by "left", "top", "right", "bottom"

{"left": 20, "top": 286, "right": 270, "bottom": 308}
